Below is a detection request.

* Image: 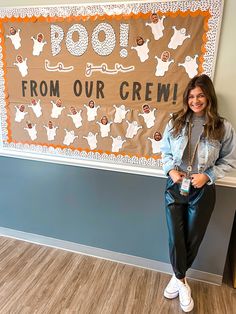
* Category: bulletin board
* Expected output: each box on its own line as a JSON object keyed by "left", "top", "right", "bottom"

{"left": 0, "top": 0, "right": 224, "bottom": 174}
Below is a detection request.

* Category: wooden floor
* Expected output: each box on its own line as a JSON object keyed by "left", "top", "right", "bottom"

{"left": 0, "top": 237, "right": 235, "bottom": 314}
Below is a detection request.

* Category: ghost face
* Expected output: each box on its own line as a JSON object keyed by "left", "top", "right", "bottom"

{"left": 56, "top": 99, "right": 62, "bottom": 107}
{"left": 161, "top": 51, "right": 170, "bottom": 62}
{"left": 31, "top": 98, "right": 37, "bottom": 105}
{"left": 37, "top": 33, "right": 43, "bottom": 42}
{"left": 48, "top": 121, "right": 53, "bottom": 129}
{"left": 19, "top": 104, "right": 25, "bottom": 112}
{"left": 154, "top": 131, "right": 162, "bottom": 141}
{"left": 101, "top": 116, "right": 108, "bottom": 125}
{"left": 88, "top": 100, "right": 95, "bottom": 108}
{"left": 151, "top": 13, "right": 159, "bottom": 24}
{"left": 70, "top": 106, "right": 77, "bottom": 115}
{"left": 136, "top": 36, "right": 144, "bottom": 46}
{"left": 10, "top": 27, "right": 16, "bottom": 35}
{"left": 185, "top": 56, "right": 191, "bottom": 62}
{"left": 27, "top": 121, "right": 32, "bottom": 129}
{"left": 143, "top": 104, "right": 150, "bottom": 114}
{"left": 16, "top": 55, "right": 23, "bottom": 63}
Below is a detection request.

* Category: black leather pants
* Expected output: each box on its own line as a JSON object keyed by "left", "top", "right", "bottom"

{"left": 165, "top": 176, "right": 216, "bottom": 279}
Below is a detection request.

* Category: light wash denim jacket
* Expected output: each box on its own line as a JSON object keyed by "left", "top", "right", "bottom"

{"left": 160, "top": 117, "right": 236, "bottom": 184}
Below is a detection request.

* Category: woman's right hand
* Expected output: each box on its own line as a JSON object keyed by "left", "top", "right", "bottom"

{"left": 169, "top": 169, "right": 186, "bottom": 184}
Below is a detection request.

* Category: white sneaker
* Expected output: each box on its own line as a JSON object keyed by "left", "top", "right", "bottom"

{"left": 164, "top": 275, "right": 179, "bottom": 299}
{"left": 177, "top": 278, "right": 194, "bottom": 312}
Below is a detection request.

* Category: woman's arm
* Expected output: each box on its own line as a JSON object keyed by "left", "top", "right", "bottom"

{"left": 160, "top": 122, "right": 174, "bottom": 175}
{"left": 204, "top": 120, "right": 236, "bottom": 184}
{"left": 160, "top": 122, "right": 186, "bottom": 182}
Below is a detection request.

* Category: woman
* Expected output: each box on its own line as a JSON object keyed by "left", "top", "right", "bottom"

{"left": 160, "top": 74, "right": 236, "bottom": 312}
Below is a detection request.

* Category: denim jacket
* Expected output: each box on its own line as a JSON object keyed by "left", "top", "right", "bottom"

{"left": 160, "top": 117, "right": 236, "bottom": 184}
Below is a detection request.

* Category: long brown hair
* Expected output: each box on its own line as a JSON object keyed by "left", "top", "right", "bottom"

{"left": 171, "top": 74, "right": 225, "bottom": 140}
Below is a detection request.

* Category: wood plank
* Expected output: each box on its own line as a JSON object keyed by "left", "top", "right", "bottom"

{"left": 0, "top": 237, "right": 235, "bottom": 313}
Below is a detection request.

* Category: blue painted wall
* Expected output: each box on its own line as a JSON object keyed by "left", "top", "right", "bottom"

{"left": 1, "top": 156, "right": 235, "bottom": 276}
{"left": 0, "top": 156, "right": 168, "bottom": 261}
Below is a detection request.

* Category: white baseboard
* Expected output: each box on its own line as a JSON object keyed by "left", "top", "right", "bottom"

{"left": 0, "top": 227, "right": 222, "bottom": 285}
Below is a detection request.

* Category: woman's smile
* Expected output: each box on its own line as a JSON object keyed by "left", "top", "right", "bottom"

{"left": 188, "top": 86, "right": 207, "bottom": 116}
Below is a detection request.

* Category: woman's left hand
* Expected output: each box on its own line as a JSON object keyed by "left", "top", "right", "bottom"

{"left": 191, "top": 173, "right": 209, "bottom": 188}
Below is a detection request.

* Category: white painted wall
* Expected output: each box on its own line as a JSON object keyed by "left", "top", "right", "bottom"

{"left": 214, "top": 0, "right": 236, "bottom": 128}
